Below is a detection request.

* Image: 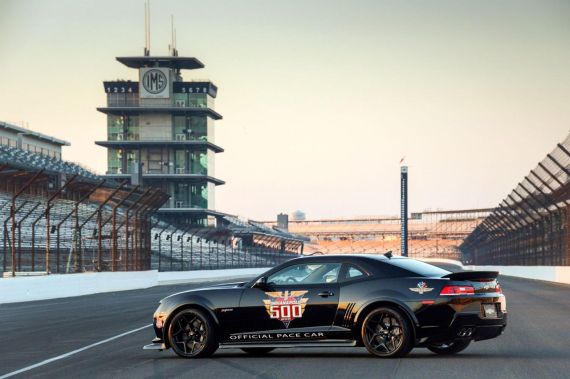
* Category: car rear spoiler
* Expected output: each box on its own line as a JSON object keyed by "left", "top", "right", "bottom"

{"left": 442, "top": 271, "right": 499, "bottom": 281}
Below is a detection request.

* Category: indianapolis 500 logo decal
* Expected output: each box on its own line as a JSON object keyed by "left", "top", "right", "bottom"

{"left": 263, "top": 291, "right": 309, "bottom": 328}
{"left": 409, "top": 281, "right": 434, "bottom": 295}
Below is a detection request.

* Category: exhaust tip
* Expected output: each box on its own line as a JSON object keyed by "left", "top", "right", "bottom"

{"left": 457, "top": 327, "right": 473, "bottom": 337}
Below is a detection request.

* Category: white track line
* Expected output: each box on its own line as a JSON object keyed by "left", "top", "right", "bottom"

{"left": 0, "top": 324, "right": 152, "bottom": 379}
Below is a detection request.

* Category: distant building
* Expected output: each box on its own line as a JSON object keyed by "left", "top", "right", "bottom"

{"left": 0, "top": 121, "right": 69, "bottom": 159}
{"left": 96, "top": 53, "right": 224, "bottom": 226}
{"left": 277, "top": 213, "right": 289, "bottom": 230}
{"left": 292, "top": 210, "right": 306, "bottom": 221}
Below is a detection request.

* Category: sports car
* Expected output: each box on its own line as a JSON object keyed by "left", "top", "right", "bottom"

{"left": 144, "top": 254, "right": 507, "bottom": 358}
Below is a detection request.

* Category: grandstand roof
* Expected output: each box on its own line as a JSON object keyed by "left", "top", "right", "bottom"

{"left": 116, "top": 56, "right": 205, "bottom": 70}
{"left": 0, "top": 121, "right": 70, "bottom": 146}
{"left": 0, "top": 144, "right": 99, "bottom": 180}
{"left": 0, "top": 144, "right": 169, "bottom": 212}
{"left": 222, "top": 215, "right": 308, "bottom": 243}
{"left": 96, "top": 107, "right": 223, "bottom": 120}
{"left": 95, "top": 140, "right": 224, "bottom": 153}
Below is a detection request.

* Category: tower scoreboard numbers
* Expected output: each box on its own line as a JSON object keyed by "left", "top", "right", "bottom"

{"left": 139, "top": 67, "right": 170, "bottom": 99}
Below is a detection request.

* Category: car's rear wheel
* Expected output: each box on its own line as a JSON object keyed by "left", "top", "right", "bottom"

{"left": 427, "top": 339, "right": 471, "bottom": 355}
{"left": 167, "top": 308, "right": 218, "bottom": 358}
{"left": 241, "top": 348, "right": 275, "bottom": 355}
{"left": 361, "top": 306, "right": 414, "bottom": 358}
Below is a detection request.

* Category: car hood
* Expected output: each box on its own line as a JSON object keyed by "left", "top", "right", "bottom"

{"left": 161, "top": 281, "right": 247, "bottom": 302}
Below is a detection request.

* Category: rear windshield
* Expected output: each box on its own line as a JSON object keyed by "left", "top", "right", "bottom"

{"left": 386, "top": 259, "right": 450, "bottom": 277}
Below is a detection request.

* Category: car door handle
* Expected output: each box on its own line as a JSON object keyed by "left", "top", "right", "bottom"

{"left": 318, "top": 291, "right": 334, "bottom": 297}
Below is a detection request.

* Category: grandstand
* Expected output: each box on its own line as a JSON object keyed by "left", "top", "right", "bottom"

{"left": 461, "top": 133, "right": 570, "bottom": 265}
{"left": 264, "top": 209, "right": 491, "bottom": 260}
{"left": 150, "top": 216, "right": 301, "bottom": 271}
{"left": 0, "top": 133, "right": 303, "bottom": 277}
{"left": 0, "top": 142, "right": 167, "bottom": 275}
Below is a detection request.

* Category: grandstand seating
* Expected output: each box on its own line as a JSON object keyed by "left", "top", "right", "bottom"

{"left": 0, "top": 145, "right": 98, "bottom": 180}
{"left": 0, "top": 190, "right": 296, "bottom": 274}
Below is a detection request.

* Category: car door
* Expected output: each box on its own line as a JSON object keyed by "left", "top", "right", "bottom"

{"left": 225, "top": 262, "right": 341, "bottom": 343}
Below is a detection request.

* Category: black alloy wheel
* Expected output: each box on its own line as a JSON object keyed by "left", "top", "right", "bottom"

{"left": 427, "top": 339, "right": 471, "bottom": 355}
{"left": 168, "top": 309, "right": 218, "bottom": 358}
{"left": 361, "top": 307, "right": 414, "bottom": 358}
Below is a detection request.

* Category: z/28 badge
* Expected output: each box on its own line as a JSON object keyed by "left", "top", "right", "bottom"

{"left": 263, "top": 291, "right": 309, "bottom": 328}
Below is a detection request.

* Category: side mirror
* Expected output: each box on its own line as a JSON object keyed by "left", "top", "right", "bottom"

{"left": 253, "top": 276, "right": 268, "bottom": 289}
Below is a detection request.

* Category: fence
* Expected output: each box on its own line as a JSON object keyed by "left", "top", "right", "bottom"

{"left": 461, "top": 133, "right": 570, "bottom": 265}
{"left": 0, "top": 178, "right": 165, "bottom": 276}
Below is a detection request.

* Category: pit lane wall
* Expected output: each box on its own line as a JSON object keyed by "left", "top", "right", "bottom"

{"left": 2, "top": 265, "right": 570, "bottom": 305}
{"left": 0, "top": 268, "right": 268, "bottom": 304}
{"left": 419, "top": 259, "right": 570, "bottom": 285}
{"left": 465, "top": 266, "right": 570, "bottom": 285}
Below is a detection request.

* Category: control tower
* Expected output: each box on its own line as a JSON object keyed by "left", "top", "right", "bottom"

{"left": 96, "top": 54, "right": 224, "bottom": 226}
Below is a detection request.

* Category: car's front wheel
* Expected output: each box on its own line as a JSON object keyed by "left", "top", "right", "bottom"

{"left": 427, "top": 339, "right": 471, "bottom": 355}
{"left": 361, "top": 306, "right": 414, "bottom": 358}
{"left": 167, "top": 308, "right": 218, "bottom": 358}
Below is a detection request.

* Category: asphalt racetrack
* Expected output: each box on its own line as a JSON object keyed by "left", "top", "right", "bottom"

{"left": 1, "top": 276, "right": 570, "bottom": 379}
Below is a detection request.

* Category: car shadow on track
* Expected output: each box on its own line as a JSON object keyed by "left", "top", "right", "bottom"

{"left": 148, "top": 349, "right": 564, "bottom": 360}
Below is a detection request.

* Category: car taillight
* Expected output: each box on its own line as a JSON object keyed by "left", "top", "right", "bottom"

{"left": 440, "top": 285, "right": 475, "bottom": 295}
{"left": 496, "top": 284, "right": 502, "bottom": 294}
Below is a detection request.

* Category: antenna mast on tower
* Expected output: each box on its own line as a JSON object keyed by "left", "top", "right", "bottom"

{"left": 170, "top": 15, "right": 178, "bottom": 56}
{"left": 144, "top": 0, "right": 151, "bottom": 56}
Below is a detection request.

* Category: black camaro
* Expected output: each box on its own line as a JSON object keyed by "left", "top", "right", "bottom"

{"left": 144, "top": 254, "right": 507, "bottom": 358}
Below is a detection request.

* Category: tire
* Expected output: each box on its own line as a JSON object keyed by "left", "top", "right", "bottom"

{"left": 361, "top": 306, "right": 414, "bottom": 358}
{"left": 167, "top": 308, "right": 219, "bottom": 358}
{"left": 241, "top": 348, "right": 275, "bottom": 355}
{"left": 427, "top": 339, "right": 471, "bottom": 355}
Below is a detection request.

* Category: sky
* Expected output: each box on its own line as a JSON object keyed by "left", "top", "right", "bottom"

{"left": 1, "top": 0, "right": 569, "bottom": 220}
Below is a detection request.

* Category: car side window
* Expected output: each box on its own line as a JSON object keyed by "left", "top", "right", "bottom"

{"left": 267, "top": 263, "right": 342, "bottom": 285}
{"left": 343, "top": 265, "right": 367, "bottom": 281}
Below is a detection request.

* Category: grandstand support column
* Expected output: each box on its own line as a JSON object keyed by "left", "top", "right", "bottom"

{"left": 169, "top": 230, "right": 174, "bottom": 271}
{"left": 110, "top": 185, "right": 140, "bottom": 271}
{"left": 10, "top": 170, "right": 44, "bottom": 277}
{"left": 528, "top": 172, "right": 562, "bottom": 210}
{"left": 97, "top": 210, "right": 103, "bottom": 270}
{"left": 133, "top": 190, "right": 160, "bottom": 271}
{"left": 156, "top": 224, "right": 170, "bottom": 272}
{"left": 79, "top": 181, "right": 128, "bottom": 271}
{"left": 180, "top": 228, "right": 193, "bottom": 271}
{"left": 4, "top": 200, "right": 28, "bottom": 271}
{"left": 512, "top": 188, "right": 544, "bottom": 263}
{"left": 17, "top": 202, "right": 41, "bottom": 271}
{"left": 190, "top": 230, "right": 194, "bottom": 269}
{"left": 547, "top": 153, "right": 570, "bottom": 177}
{"left": 44, "top": 175, "right": 78, "bottom": 274}
{"left": 30, "top": 208, "right": 45, "bottom": 272}
{"left": 510, "top": 192, "right": 541, "bottom": 222}
{"left": 72, "top": 180, "right": 106, "bottom": 272}
{"left": 124, "top": 188, "right": 151, "bottom": 271}
{"left": 565, "top": 208, "right": 570, "bottom": 265}
{"left": 139, "top": 191, "right": 163, "bottom": 271}
{"left": 139, "top": 195, "right": 163, "bottom": 271}
{"left": 526, "top": 184, "right": 562, "bottom": 252}
{"left": 223, "top": 239, "right": 227, "bottom": 269}
{"left": 199, "top": 238, "right": 203, "bottom": 270}
{"left": 538, "top": 162, "right": 565, "bottom": 190}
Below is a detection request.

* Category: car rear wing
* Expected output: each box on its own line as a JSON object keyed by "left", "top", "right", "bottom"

{"left": 442, "top": 271, "right": 499, "bottom": 281}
